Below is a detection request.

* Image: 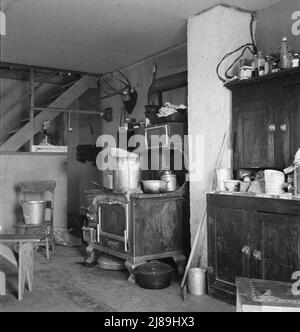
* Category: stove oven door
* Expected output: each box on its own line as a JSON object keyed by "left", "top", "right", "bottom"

{"left": 97, "top": 200, "right": 129, "bottom": 254}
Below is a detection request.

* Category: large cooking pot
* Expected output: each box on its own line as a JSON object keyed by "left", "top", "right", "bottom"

{"left": 111, "top": 148, "right": 141, "bottom": 193}
{"left": 135, "top": 261, "right": 173, "bottom": 290}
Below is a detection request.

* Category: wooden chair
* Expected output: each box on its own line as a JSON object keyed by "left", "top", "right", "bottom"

{"left": 0, "top": 235, "right": 42, "bottom": 301}
{"left": 14, "top": 181, "right": 56, "bottom": 259}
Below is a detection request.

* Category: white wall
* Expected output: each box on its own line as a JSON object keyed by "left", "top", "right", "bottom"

{"left": 256, "top": 0, "right": 300, "bottom": 56}
{"left": 188, "top": 5, "right": 252, "bottom": 267}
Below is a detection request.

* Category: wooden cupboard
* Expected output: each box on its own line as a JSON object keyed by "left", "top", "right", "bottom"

{"left": 227, "top": 68, "right": 300, "bottom": 170}
{"left": 207, "top": 68, "right": 300, "bottom": 305}
{"left": 207, "top": 193, "right": 300, "bottom": 305}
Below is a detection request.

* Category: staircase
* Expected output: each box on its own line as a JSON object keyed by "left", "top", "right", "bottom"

{"left": 0, "top": 74, "right": 98, "bottom": 152}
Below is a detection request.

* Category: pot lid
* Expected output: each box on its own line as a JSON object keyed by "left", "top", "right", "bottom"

{"left": 136, "top": 261, "right": 173, "bottom": 276}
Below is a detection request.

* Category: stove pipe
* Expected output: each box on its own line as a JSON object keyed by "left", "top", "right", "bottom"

{"left": 148, "top": 71, "right": 188, "bottom": 105}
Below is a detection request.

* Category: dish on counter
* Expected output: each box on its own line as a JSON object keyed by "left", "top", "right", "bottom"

{"left": 224, "top": 180, "right": 241, "bottom": 192}
{"left": 142, "top": 180, "right": 167, "bottom": 194}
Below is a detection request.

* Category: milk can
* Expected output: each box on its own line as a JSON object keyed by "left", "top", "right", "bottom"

{"left": 187, "top": 268, "right": 207, "bottom": 296}
{"left": 161, "top": 171, "right": 177, "bottom": 192}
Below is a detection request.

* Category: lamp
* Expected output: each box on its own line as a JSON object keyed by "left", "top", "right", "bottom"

{"left": 0, "top": 11, "right": 6, "bottom": 36}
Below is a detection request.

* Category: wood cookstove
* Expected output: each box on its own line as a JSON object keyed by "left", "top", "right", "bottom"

{"left": 82, "top": 189, "right": 186, "bottom": 282}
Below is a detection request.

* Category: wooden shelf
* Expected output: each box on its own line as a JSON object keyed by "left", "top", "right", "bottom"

{"left": 225, "top": 67, "right": 300, "bottom": 90}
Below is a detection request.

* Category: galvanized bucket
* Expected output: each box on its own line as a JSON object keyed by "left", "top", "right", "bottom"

{"left": 21, "top": 201, "right": 46, "bottom": 225}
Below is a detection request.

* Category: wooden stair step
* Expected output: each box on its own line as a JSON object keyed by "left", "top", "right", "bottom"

{"left": 8, "top": 129, "right": 19, "bottom": 136}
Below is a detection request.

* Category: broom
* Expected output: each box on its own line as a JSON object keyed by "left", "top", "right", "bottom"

{"left": 180, "top": 131, "right": 228, "bottom": 300}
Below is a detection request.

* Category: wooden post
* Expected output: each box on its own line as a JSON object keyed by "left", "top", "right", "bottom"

{"left": 29, "top": 67, "right": 35, "bottom": 152}
{"left": 0, "top": 271, "right": 6, "bottom": 296}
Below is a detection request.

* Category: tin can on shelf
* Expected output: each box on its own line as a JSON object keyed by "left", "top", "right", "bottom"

{"left": 295, "top": 167, "right": 300, "bottom": 198}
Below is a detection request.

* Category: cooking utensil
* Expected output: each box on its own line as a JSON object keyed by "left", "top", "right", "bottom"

{"left": 97, "top": 254, "right": 126, "bottom": 271}
{"left": 135, "top": 261, "right": 173, "bottom": 290}
{"left": 110, "top": 148, "right": 141, "bottom": 193}
{"left": 142, "top": 180, "right": 167, "bottom": 194}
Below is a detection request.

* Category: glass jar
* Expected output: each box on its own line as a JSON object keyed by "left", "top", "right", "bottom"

{"left": 280, "top": 37, "right": 290, "bottom": 69}
{"left": 292, "top": 53, "right": 300, "bottom": 68}
{"left": 271, "top": 60, "right": 279, "bottom": 73}
{"left": 295, "top": 167, "right": 300, "bottom": 198}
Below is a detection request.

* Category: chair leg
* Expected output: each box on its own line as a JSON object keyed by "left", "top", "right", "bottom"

{"left": 45, "top": 238, "right": 50, "bottom": 260}
{"left": 51, "top": 226, "right": 55, "bottom": 253}
{"left": 0, "top": 271, "right": 6, "bottom": 296}
{"left": 51, "top": 237, "right": 55, "bottom": 253}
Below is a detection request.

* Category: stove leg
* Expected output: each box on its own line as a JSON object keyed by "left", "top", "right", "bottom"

{"left": 85, "top": 244, "right": 96, "bottom": 265}
{"left": 173, "top": 255, "right": 187, "bottom": 276}
{"left": 125, "top": 261, "right": 145, "bottom": 283}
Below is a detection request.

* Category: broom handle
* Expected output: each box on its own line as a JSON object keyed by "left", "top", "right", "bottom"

{"left": 180, "top": 132, "right": 228, "bottom": 289}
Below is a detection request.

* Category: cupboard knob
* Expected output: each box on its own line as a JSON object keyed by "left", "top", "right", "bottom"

{"left": 280, "top": 124, "right": 287, "bottom": 132}
{"left": 242, "top": 246, "right": 251, "bottom": 256}
{"left": 268, "top": 124, "right": 276, "bottom": 132}
{"left": 253, "top": 250, "right": 262, "bottom": 261}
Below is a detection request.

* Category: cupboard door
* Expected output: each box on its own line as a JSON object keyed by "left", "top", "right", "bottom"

{"left": 235, "top": 95, "right": 275, "bottom": 169}
{"left": 208, "top": 207, "right": 249, "bottom": 301}
{"left": 283, "top": 84, "right": 300, "bottom": 166}
{"left": 252, "top": 212, "right": 300, "bottom": 282}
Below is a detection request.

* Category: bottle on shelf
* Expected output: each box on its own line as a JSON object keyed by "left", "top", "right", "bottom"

{"left": 264, "top": 56, "right": 271, "bottom": 75}
{"left": 258, "top": 51, "right": 265, "bottom": 76}
{"left": 251, "top": 54, "right": 259, "bottom": 78}
{"left": 271, "top": 60, "right": 279, "bottom": 73}
{"left": 280, "top": 37, "right": 291, "bottom": 70}
{"left": 292, "top": 53, "right": 300, "bottom": 68}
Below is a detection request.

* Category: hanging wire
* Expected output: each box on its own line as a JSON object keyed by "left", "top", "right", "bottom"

{"left": 216, "top": 13, "right": 257, "bottom": 83}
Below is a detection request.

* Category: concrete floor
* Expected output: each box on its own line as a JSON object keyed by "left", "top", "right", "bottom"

{"left": 0, "top": 246, "right": 234, "bottom": 312}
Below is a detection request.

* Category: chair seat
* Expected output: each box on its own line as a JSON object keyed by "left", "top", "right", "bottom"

{"left": 14, "top": 221, "right": 53, "bottom": 229}
{"left": 14, "top": 222, "right": 54, "bottom": 259}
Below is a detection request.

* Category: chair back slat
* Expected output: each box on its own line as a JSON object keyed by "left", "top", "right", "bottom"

{"left": 18, "top": 181, "right": 56, "bottom": 194}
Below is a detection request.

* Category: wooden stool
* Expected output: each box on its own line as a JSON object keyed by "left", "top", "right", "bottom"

{"left": 236, "top": 277, "right": 300, "bottom": 312}
{"left": 15, "top": 181, "right": 56, "bottom": 259}
{"left": 0, "top": 235, "right": 42, "bottom": 301}
{"left": 15, "top": 221, "right": 54, "bottom": 259}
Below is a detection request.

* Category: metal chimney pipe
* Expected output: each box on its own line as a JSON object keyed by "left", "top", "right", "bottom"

{"left": 148, "top": 71, "right": 188, "bottom": 105}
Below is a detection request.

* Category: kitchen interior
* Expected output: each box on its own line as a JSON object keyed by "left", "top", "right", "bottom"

{"left": 0, "top": 0, "right": 300, "bottom": 313}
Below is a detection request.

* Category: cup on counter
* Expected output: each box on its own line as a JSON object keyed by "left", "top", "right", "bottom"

{"left": 217, "top": 168, "right": 233, "bottom": 191}
{"left": 224, "top": 180, "right": 241, "bottom": 192}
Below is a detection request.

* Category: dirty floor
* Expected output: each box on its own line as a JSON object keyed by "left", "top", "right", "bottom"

{"left": 0, "top": 246, "right": 234, "bottom": 312}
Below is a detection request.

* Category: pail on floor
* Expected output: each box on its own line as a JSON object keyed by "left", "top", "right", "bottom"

{"left": 188, "top": 268, "right": 207, "bottom": 296}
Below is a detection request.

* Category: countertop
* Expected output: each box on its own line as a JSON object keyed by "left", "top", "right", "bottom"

{"left": 207, "top": 191, "right": 300, "bottom": 202}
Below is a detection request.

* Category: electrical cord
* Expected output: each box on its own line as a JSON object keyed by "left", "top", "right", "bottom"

{"left": 216, "top": 12, "right": 257, "bottom": 83}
